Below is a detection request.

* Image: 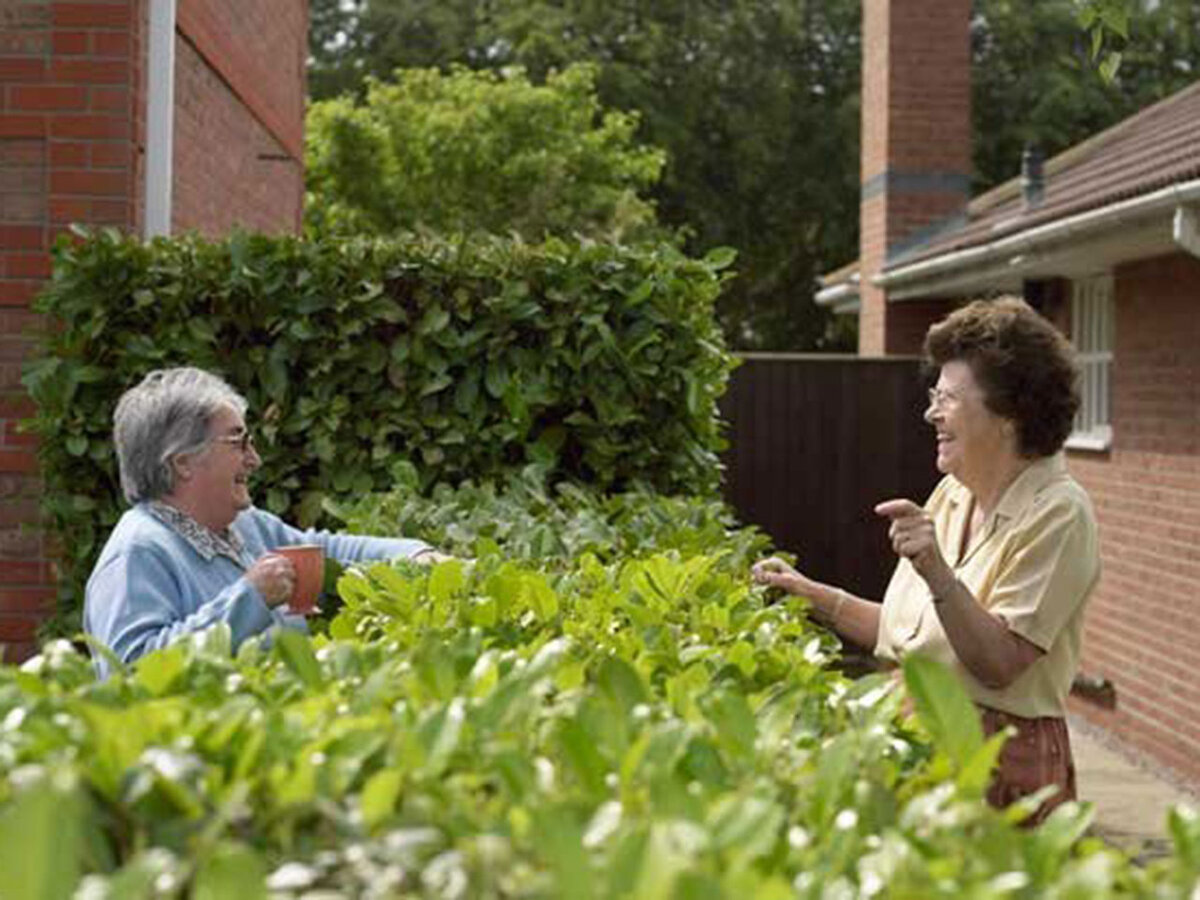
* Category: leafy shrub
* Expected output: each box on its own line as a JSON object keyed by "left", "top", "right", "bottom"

{"left": 334, "top": 462, "right": 771, "bottom": 571}
{"left": 2, "top": 475, "right": 1197, "bottom": 896}
{"left": 306, "top": 64, "right": 667, "bottom": 243}
{"left": 3, "top": 551, "right": 1195, "bottom": 896}
{"left": 22, "top": 227, "right": 736, "bottom": 631}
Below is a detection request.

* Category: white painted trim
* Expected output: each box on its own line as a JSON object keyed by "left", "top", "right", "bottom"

{"left": 1065, "top": 429, "right": 1112, "bottom": 452}
{"left": 874, "top": 178, "right": 1200, "bottom": 292}
{"left": 144, "top": 0, "right": 177, "bottom": 239}
{"left": 1175, "top": 205, "right": 1200, "bottom": 259}
{"left": 1069, "top": 275, "right": 1114, "bottom": 448}
{"left": 814, "top": 273, "right": 860, "bottom": 314}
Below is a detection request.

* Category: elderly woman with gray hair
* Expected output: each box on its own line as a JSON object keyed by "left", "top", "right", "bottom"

{"left": 84, "top": 367, "right": 441, "bottom": 677}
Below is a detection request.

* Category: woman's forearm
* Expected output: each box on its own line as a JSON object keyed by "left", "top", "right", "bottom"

{"left": 805, "top": 582, "right": 881, "bottom": 651}
{"left": 927, "top": 575, "right": 1043, "bottom": 689}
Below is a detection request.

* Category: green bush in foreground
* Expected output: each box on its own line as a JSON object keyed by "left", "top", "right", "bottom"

{"left": 0, "top": 482, "right": 1197, "bottom": 898}
{"left": 23, "top": 228, "right": 736, "bottom": 632}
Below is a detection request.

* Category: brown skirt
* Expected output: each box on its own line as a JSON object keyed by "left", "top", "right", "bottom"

{"left": 978, "top": 705, "right": 1077, "bottom": 827}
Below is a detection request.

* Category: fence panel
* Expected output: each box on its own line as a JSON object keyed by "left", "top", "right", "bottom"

{"left": 720, "top": 354, "right": 940, "bottom": 601}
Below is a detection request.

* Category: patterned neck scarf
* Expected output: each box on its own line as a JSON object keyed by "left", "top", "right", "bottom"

{"left": 147, "top": 500, "right": 247, "bottom": 567}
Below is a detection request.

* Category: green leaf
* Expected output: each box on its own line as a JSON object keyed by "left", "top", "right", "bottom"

{"left": 957, "top": 728, "right": 1011, "bottom": 797}
{"left": 193, "top": 843, "right": 267, "bottom": 900}
{"left": 360, "top": 769, "right": 404, "bottom": 831}
{"left": 427, "top": 558, "right": 467, "bottom": 604}
{"left": 708, "top": 794, "right": 784, "bottom": 865}
{"left": 484, "top": 359, "right": 510, "bottom": 399}
{"left": 701, "top": 689, "right": 756, "bottom": 762}
{"left": 0, "top": 775, "right": 86, "bottom": 900}
{"left": 417, "top": 304, "right": 450, "bottom": 335}
{"left": 135, "top": 643, "right": 187, "bottom": 696}
{"left": 703, "top": 246, "right": 738, "bottom": 270}
{"left": 273, "top": 629, "right": 325, "bottom": 689}
{"left": 596, "top": 656, "right": 648, "bottom": 714}
{"left": 522, "top": 572, "right": 560, "bottom": 621}
{"left": 420, "top": 698, "right": 466, "bottom": 777}
{"left": 533, "top": 805, "right": 594, "bottom": 900}
{"left": 1098, "top": 51, "right": 1122, "bottom": 83}
{"left": 557, "top": 718, "right": 607, "bottom": 796}
{"left": 1168, "top": 805, "right": 1200, "bottom": 872}
{"left": 902, "top": 653, "right": 983, "bottom": 770}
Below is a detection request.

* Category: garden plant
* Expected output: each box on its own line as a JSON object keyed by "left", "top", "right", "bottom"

{"left": 1, "top": 477, "right": 1198, "bottom": 898}
{"left": 11, "top": 230, "right": 1200, "bottom": 898}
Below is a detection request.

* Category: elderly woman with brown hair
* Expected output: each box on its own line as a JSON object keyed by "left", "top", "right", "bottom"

{"left": 753, "top": 297, "right": 1099, "bottom": 824}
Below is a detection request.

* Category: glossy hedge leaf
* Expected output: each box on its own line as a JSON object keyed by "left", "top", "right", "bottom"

{"left": 360, "top": 769, "right": 404, "bottom": 831}
{"left": 273, "top": 629, "right": 324, "bottom": 689}
{"left": 427, "top": 559, "right": 467, "bottom": 605}
{"left": 193, "top": 843, "right": 267, "bottom": 900}
{"left": 902, "top": 653, "right": 983, "bottom": 771}
{"left": 135, "top": 643, "right": 187, "bottom": 696}
{"left": 0, "top": 776, "right": 85, "bottom": 900}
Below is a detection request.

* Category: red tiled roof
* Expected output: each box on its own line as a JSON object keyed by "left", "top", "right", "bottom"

{"left": 889, "top": 78, "right": 1200, "bottom": 269}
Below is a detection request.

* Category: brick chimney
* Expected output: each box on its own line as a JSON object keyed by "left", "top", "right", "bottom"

{"left": 858, "top": 0, "right": 972, "bottom": 355}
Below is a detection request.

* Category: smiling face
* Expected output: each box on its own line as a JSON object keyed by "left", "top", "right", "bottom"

{"left": 924, "top": 360, "right": 1016, "bottom": 484}
{"left": 173, "top": 406, "right": 260, "bottom": 531}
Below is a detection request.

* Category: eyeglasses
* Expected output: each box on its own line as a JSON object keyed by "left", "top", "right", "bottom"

{"left": 927, "top": 387, "right": 964, "bottom": 411}
{"left": 212, "top": 431, "right": 256, "bottom": 453}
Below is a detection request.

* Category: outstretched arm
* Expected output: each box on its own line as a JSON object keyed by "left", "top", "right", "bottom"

{"left": 750, "top": 557, "right": 881, "bottom": 651}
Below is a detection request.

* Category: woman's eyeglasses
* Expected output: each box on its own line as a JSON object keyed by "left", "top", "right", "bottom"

{"left": 927, "top": 387, "right": 964, "bottom": 411}
{"left": 212, "top": 431, "right": 256, "bottom": 453}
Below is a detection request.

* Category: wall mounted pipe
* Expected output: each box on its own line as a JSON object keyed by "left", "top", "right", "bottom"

{"left": 144, "top": 0, "right": 177, "bottom": 239}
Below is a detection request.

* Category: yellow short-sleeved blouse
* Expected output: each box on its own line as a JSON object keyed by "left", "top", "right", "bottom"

{"left": 874, "top": 453, "right": 1100, "bottom": 718}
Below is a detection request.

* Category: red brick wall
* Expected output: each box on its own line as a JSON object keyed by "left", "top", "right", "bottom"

{"left": 859, "top": 0, "right": 971, "bottom": 356}
{"left": 173, "top": 0, "right": 305, "bottom": 234}
{"left": 0, "top": 1, "right": 306, "bottom": 660}
{"left": 1068, "top": 252, "right": 1200, "bottom": 786}
{"left": 879, "top": 298, "right": 956, "bottom": 357}
{"left": 0, "top": 0, "right": 147, "bottom": 660}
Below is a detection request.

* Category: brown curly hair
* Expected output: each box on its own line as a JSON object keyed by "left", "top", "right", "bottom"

{"left": 923, "top": 297, "right": 1080, "bottom": 458}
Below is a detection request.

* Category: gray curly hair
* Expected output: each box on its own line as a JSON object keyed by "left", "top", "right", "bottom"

{"left": 113, "top": 368, "right": 248, "bottom": 503}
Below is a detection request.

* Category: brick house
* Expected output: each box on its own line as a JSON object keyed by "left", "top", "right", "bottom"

{"left": 0, "top": 0, "right": 308, "bottom": 661}
{"left": 818, "top": 0, "right": 1200, "bottom": 786}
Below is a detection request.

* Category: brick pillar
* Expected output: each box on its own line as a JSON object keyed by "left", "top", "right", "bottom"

{"left": 858, "top": 0, "right": 972, "bottom": 356}
{"left": 0, "top": 0, "right": 144, "bottom": 660}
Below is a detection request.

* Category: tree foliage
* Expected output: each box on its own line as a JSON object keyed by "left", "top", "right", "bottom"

{"left": 306, "top": 64, "right": 666, "bottom": 242}
{"left": 973, "top": 0, "right": 1199, "bottom": 189}
{"left": 310, "top": 0, "right": 862, "bottom": 351}
{"left": 308, "top": 0, "right": 1198, "bottom": 350}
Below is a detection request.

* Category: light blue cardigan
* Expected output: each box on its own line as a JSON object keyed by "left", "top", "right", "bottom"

{"left": 83, "top": 504, "right": 428, "bottom": 678}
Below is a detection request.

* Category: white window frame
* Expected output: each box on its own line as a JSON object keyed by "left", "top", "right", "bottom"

{"left": 1065, "top": 274, "right": 1114, "bottom": 451}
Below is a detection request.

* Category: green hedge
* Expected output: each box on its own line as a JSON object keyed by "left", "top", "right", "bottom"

{"left": 3, "top": 478, "right": 1197, "bottom": 897}
{"left": 333, "top": 462, "right": 771, "bottom": 573}
{"left": 23, "top": 228, "right": 737, "bottom": 631}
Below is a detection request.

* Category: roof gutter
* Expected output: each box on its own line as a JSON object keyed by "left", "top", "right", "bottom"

{"left": 814, "top": 273, "right": 860, "bottom": 311}
{"left": 875, "top": 177, "right": 1200, "bottom": 290}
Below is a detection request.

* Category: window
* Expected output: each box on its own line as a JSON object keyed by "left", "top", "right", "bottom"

{"left": 1067, "top": 274, "right": 1114, "bottom": 451}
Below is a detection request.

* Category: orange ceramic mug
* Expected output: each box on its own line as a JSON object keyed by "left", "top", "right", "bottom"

{"left": 274, "top": 544, "right": 325, "bottom": 615}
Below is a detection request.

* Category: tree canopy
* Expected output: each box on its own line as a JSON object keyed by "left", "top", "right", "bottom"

{"left": 306, "top": 64, "right": 666, "bottom": 242}
{"left": 309, "top": 0, "right": 1199, "bottom": 350}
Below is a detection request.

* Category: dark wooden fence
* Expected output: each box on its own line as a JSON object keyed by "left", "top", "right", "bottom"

{"left": 719, "top": 354, "right": 941, "bottom": 601}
